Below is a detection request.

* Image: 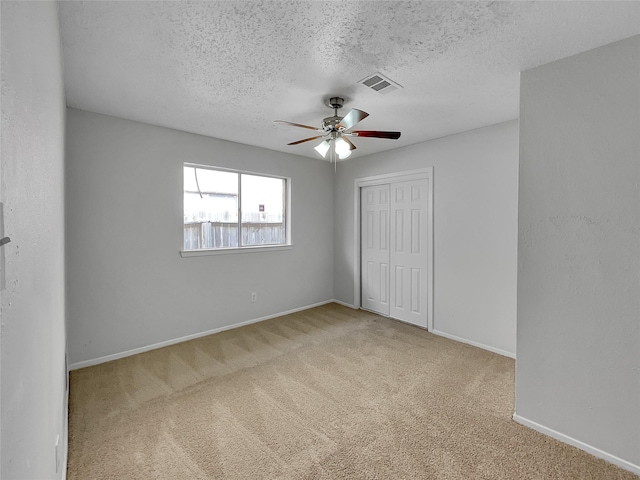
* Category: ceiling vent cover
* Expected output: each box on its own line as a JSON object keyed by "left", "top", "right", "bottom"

{"left": 359, "top": 72, "right": 403, "bottom": 95}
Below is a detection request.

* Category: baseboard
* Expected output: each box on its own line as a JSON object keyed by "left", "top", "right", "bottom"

{"left": 513, "top": 414, "right": 640, "bottom": 476}
{"left": 69, "top": 300, "right": 339, "bottom": 370}
{"left": 432, "top": 329, "right": 515, "bottom": 359}
{"left": 62, "top": 387, "right": 68, "bottom": 480}
{"left": 331, "top": 298, "right": 357, "bottom": 309}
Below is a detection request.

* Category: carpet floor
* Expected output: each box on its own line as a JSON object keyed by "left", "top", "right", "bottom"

{"left": 67, "top": 303, "right": 638, "bottom": 479}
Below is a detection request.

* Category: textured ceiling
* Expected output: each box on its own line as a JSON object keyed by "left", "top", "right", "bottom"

{"left": 58, "top": 1, "right": 640, "bottom": 160}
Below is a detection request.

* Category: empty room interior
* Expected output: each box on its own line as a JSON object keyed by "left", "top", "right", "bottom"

{"left": 1, "top": 1, "right": 639, "bottom": 479}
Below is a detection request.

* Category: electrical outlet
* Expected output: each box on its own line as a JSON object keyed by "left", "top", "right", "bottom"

{"left": 251, "top": 292, "right": 257, "bottom": 302}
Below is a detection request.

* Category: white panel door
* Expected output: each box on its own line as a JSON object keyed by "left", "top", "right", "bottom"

{"left": 360, "top": 184, "right": 390, "bottom": 316}
{"left": 389, "top": 179, "right": 428, "bottom": 327}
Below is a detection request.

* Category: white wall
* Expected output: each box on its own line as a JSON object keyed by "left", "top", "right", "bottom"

{"left": 66, "top": 109, "right": 334, "bottom": 366}
{"left": 515, "top": 35, "right": 640, "bottom": 472}
{"left": 1, "top": 2, "right": 68, "bottom": 479}
{"left": 334, "top": 121, "right": 519, "bottom": 356}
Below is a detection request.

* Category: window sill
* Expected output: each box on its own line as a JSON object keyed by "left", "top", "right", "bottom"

{"left": 180, "top": 244, "right": 293, "bottom": 257}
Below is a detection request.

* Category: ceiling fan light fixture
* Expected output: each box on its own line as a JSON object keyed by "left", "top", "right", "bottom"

{"left": 314, "top": 140, "right": 330, "bottom": 158}
{"left": 338, "top": 149, "right": 352, "bottom": 160}
{"left": 334, "top": 137, "right": 351, "bottom": 157}
{"left": 275, "top": 97, "right": 401, "bottom": 165}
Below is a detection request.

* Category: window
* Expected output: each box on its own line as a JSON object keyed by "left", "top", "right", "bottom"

{"left": 183, "top": 164, "right": 288, "bottom": 251}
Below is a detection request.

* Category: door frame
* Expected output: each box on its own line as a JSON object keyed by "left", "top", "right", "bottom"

{"left": 353, "top": 168, "right": 434, "bottom": 331}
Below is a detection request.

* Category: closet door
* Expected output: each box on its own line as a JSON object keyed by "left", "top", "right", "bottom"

{"left": 360, "top": 184, "right": 390, "bottom": 316}
{"left": 389, "top": 179, "right": 428, "bottom": 327}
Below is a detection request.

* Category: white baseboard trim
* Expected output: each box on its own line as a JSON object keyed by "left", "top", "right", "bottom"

{"left": 513, "top": 414, "right": 640, "bottom": 476}
{"left": 432, "top": 329, "right": 515, "bottom": 359}
{"left": 331, "top": 299, "right": 357, "bottom": 309}
{"left": 69, "top": 299, "right": 340, "bottom": 370}
{"left": 62, "top": 388, "right": 68, "bottom": 480}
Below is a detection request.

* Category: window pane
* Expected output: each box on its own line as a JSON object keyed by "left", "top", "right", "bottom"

{"left": 183, "top": 165, "right": 288, "bottom": 251}
{"left": 183, "top": 166, "right": 239, "bottom": 249}
{"left": 241, "top": 174, "right": 285, "bottom": 246}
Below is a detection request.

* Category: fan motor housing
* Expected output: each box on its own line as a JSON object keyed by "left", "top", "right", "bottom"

{"left": 322, "top": 115, "right": 343, "bottom": 131}
{"left": 322, "top": 97, "right": 345, "bottom": 130}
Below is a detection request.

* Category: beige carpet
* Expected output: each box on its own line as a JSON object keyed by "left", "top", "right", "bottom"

{"left": 68, "top": 303, "right": 637, "bottom": 479}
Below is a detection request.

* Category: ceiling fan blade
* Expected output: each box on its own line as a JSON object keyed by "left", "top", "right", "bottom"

{"left": 337, "top": 109, "right": 369, "bottom": 130}
{"left": 351, "top": 130, "right": 401, "bottom": 140}
{"left": 287, "top": 135, "right": 324, "bottom": 145}
{"left": 343, "top": 136, "right": 357, "bottom": 151}
{"left": 274, "top": 120, "right": 321, "bottom": 131}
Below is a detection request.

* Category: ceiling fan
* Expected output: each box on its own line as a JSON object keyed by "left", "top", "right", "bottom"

{"left": 274, "top": 97, "right": 401, "bottom": 166}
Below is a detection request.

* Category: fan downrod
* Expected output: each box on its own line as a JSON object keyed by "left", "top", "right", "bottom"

{"left": 323, "top": 97, "right": 345, "bottom": 130}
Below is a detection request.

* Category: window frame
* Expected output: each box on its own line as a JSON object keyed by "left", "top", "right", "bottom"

{"left": 180, "top": 163, "right": 292, "bottom": 257}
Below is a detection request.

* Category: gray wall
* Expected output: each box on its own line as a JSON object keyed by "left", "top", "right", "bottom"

{"left": 516, "top": 35, "right": 640, "bottom": 469}
{"left": 66, "top": 109, "right": 334, "bottom": 366}
{"left": 1, "top": 2, "right": 68, "bottom": 479}
{"left": 334, "top": 121, "right": 519, "bottom": 356}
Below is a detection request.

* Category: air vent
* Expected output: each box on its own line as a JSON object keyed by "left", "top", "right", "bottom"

{"left": 359, "top": 72, "right": 403, "bottom": 95}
